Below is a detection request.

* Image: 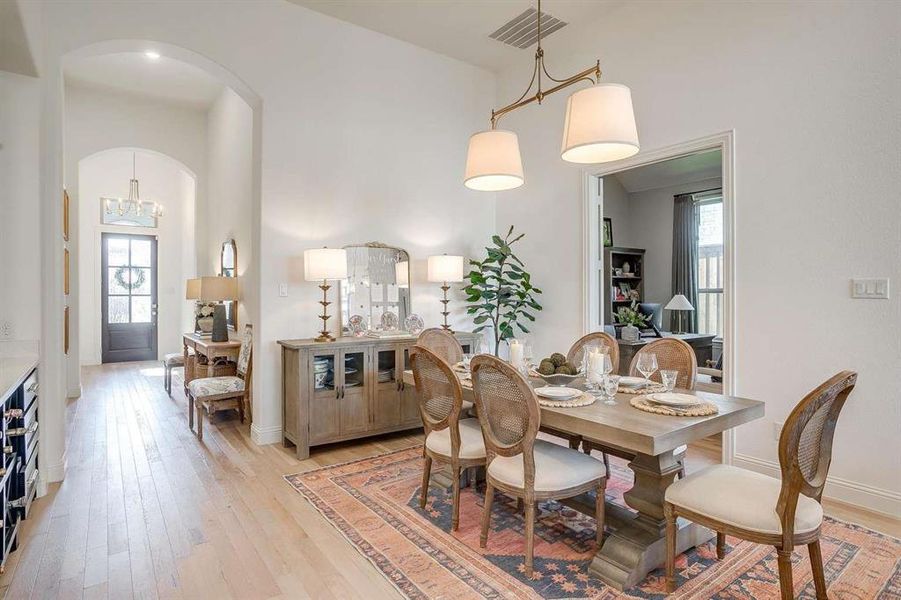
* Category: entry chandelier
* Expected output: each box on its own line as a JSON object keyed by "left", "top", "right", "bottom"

{"left": 464, "top": 0, "right": 640, "bottom": 191}
{"left": 102, "top": 153, "right": 164, "bottom": 219}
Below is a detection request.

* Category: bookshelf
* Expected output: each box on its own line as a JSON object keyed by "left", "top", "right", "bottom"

{"left": 603, "top": 247, "right": 645, "bottom": 325}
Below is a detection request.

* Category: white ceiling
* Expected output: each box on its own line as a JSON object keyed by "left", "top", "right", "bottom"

{"left": 614, "top": 150, "right": 723, "bottom": 193}
{"left": 288, "top": 0, "right": 615, "bottom": 72}
{"left": 64, "top": 53, "right": 224, "bottom": 109}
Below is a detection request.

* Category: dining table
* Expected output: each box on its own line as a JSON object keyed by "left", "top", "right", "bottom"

{"left": 401, "top": 369, "right": 765, "bottom": 591}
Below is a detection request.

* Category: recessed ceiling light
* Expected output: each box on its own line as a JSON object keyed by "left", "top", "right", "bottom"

{"left": 144, "top": 51, "right": 161, "bottom": 60}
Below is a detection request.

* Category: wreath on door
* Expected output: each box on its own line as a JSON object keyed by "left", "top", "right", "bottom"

{"left": 113, "top": 266, "right": 146, "bottom": 291}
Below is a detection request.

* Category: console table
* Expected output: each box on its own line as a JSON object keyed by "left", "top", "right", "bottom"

{"left": 182, "top": 333, "right": 242, "bottom": 395}
{"left": 279, "top": 333, "right": 481, "bottom": 458}
{"left": 617, "top": 333, "right": 715, "bottom": 375}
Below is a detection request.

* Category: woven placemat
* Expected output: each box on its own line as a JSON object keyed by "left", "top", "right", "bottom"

{"left": 538, "top": 393, "right": 596, "bottom": 408}
{"left": 630, "top": 396, "right": 718, "bottom": 416}
{"left": 618, "top": 383, "right": 667, "bottom": 395}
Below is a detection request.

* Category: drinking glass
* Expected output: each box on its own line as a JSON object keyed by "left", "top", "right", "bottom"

{"left": 523, "top": 340, "right": 534, "bottom": 370}
{"left": 636, "top": 353, "right": 658, "bottom": 387}
{"left": 603, "top": 375, "right": 620, "bottom": 405}
{"left": 660, "top": 369, "right": 678, "bottom": 392}
{"left": 602, "top": 353, "right": 613, "bottom": 377}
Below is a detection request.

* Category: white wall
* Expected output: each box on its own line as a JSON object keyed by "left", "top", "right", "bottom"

{"left": 496, "top": 1, "right": 900, "bottom": 512}
{"left": 602, "top": 175, "right": 633, "bottom": 248}
{"left": 0, "top": 71, "right": 42, "bottom": 343}
{"left": 77, "top": 150, "right": 196, "bottom": 364}
{"left": 32, "top": 0, "right": 496, "bottom": 457}
{"left": 201, "top": 87, "right": 252, "bottom": 329}
{"left": 64, "top": 84, "right": 205, "bottom": 385}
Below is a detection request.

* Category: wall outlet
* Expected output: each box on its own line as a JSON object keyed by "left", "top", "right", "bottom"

{"left": 773, "top": 421, "right": 783, "bottom": 442}
{"left": 0, "top": 321, "right": 13, "bottom": 340}
{"left": 278, "top": 283, "right": 288, "bottom": 297}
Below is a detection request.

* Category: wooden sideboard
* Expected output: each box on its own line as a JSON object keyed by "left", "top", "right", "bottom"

{"left": 279, "top": 332, "right": 481, "bottom": 458}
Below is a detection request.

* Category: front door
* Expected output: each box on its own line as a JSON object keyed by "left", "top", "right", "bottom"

{"left": 101, "top": 233, "right": 158, "bottom": 363}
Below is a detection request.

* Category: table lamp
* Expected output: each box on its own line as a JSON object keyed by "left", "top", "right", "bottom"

{"left": 197, "top": 276, "right": 238, "bottom": 342}
{"left": 304, "top": 247, "right": 348, "bottom": 342}
{"left": 186, "top": 278, "right": 201, "bottom": 332}
{"left": 427, "top": 254, "right": 464, "bottom": 331}
{"left": 665, "top": 294, "right": 695, "bottom": 334}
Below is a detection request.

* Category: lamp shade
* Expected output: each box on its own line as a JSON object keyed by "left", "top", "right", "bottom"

{"left": 665, "top": 294, "right": 695, "bottom": 311}
{"left": 561, "top": 83, "right": 640, "bottom": 164}
{"left": 427, "top": 255, "right": 464, "bottom": 283}
{"left": 197, "top": 276, "right": 238, "bottom": 302}
{"left": 395, "top": 260, "right": 409, "bottom": 288}
{"left": 464, "top": 130, "right": 524, "bottom": 191}
{"left": 304, "top": 247, "right": 348, "bottom": 281}
{"left": 185, "top": 278, "right": 201, "bottom": 300}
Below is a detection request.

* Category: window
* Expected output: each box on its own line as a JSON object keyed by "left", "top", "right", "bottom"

{"left": 696, "top": 191, "right": 723, "bottom": 336}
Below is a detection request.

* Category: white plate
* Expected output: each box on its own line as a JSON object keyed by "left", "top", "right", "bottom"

{"left": 619, "top": 376, "right": 648, "bottom": 387}
{"left": 535, "top": 386, "right": 581, "bottom": 400}
{"left": 646, "top": 392, "right": 700, "bottom": 407}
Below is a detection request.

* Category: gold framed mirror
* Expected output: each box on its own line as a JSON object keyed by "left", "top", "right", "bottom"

{"left": 340, "top": 242, "right": 411, "bottom": 333}
{"left": 220, "top": 239, "right": 238, "bottom": 329}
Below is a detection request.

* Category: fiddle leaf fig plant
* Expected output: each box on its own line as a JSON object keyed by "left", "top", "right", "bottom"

{"left": 464, "top": 226, "right": 542, "bottom": 356}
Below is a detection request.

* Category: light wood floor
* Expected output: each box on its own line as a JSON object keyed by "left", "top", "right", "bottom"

{"left": 1, "top": 362, "right": 896, "bottom": 599}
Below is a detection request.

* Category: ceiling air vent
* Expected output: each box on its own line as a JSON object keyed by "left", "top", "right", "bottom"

{"left": 489, "top": 7, "right": 567, "bottom": 49}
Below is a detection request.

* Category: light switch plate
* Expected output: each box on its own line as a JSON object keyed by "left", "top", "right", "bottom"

{"left": 278, "top": 283, "right": 288, "bottom": 297}
{"left": 851, "top": 278, "right": 890, "bottom": 299}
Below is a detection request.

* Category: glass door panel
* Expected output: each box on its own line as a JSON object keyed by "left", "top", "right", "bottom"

{"left": 310, "top": 350, "right": 340, "bottom": 443}
{"left": 101, "top": 233, "right": 157, "bottom": 363}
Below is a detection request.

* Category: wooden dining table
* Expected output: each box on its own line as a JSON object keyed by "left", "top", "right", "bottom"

{"left": 402, "top": 369, "right": 764, "bottom": 591}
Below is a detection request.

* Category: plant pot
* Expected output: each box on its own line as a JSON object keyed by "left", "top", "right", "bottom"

{"left": 197, "top": 317, "right": 214, "bottom": 334}
{"left": 621, "top": 324, "right": 640, "bottom": 342}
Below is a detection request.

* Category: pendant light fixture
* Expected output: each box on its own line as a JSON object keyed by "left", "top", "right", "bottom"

{"left": 102, "top": 153, "right": 164, "bottom": 219}
{"left": 465, "top": 0, "right": 639, "bottom": 191}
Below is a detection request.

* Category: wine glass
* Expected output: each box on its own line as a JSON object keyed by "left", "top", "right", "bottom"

{"left": 636, "top": 353, "right": 658, "bottom": 388}
{"left": 603, "top": 375, "right": 620, "bottom": 405}
{"left": 602, "top": 352, "right": 613, "bottom": 377}
{"left": 660, "top": 369, "right": 678, "bottom": 392}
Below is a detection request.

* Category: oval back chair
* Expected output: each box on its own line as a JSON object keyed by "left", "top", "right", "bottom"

{"left": 410, "top": 345, "right": 485, "bottom": 530}
{"left": 567, "top": 331, "right": 620, "bottom": 374}
{"left": 417, "top": 328, "right": 463, "bottom": 366}
{"left": 471, "top": 354, "right": 606, "bottom": 577}
{"left": 665, "top": 371, "right": 857, "bottom": 599}
{"left": 629, "top": 337, "right": 697, "bottom": 390}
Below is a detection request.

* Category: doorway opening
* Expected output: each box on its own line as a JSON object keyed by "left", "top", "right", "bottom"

{"left": 582, "top": 132, "right": 736, "bottom": 462}
{"left": 101, "top": 233, "right": 158, "bottom": 363}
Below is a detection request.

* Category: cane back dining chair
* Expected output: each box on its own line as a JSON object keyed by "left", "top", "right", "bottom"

{"left": 417, "top": 328, "right": 464, "bottom": 366}
{"left": 410, "top": 345, "right": 486, "bottom": 531}
{"left": 630, "top": 337, "right": 697, "bottom": 475}
{"left": 471, "top": 355, "right": 607, "bottom": 577}
{"left": 187, "top": 324, "right": 253, "bottom": 440}
{"left": 664, "top": 371, "right": 857, "bottom": 599}
{"left": 567, "top": 332, "right": 620, "bottom": 469}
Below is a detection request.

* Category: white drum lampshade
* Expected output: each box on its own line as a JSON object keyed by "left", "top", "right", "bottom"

{"left": 464, "top": 130, "right": 524, "bottom": 191}
{"left": 185, "top": 278, "right": 201, "bottom": 300}
{"left": 427, "top": 255, "right": 465, "bottom": 283}
{"left": 395, "top": 260, "right": 409, "bottom": 288}
{"left": 561, "top": 83, "right": 640, "bottom": 164}
{"left": 304, "top": 247, "right": 348, "bottom": 281}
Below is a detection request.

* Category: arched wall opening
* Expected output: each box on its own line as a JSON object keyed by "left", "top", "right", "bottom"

{"left": 40, "top": 38, "right": 264, "bottom": 490}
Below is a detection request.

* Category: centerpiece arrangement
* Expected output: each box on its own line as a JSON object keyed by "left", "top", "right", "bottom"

{"left": 464, "top": 226, "right": 542, "bottom": 356}
{"left": 614, "top": 300, "right": 652, "bottom": 342}
{"left": 536, "top": 352, "right": 582, "bottom": 386}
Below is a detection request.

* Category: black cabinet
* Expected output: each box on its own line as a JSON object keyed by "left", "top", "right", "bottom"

{"left": 1, "top": 366, "right": 38, "bottom": 572}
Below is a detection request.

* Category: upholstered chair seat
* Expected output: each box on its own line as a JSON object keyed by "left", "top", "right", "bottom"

{"left": 488, "top": 439, "right": 607, "bottom": 492}
{"left": 425, "top": 418, "right": 486, "bottom": 460}
{"left": 163, "top": 352, "right": 186, "bottom": 366}
{"left": 666, "top": 464, "right": 823, "bottom": 535}
{"left": 188, "top": 376, "right": 245, "bottom": 399}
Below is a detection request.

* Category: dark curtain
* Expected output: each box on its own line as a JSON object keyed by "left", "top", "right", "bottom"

{"left": 671, "top": 193, "right": 699, "bottom": 332}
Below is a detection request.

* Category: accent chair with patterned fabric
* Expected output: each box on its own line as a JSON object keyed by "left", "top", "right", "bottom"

{"left": 187, "top": 324, "right": 253, "bottom": 440}
{"left": 162, "top": 349, "right": 192, "bottom": 396}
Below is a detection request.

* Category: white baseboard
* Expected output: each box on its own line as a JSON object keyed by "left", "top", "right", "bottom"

{"left": 251, "top": 423, "right": 282, "bottom": 446}
{"left": 733, "top": 453, "right": 901, "bottom": 517}
{"left": 44, "top": 457, "right": 66, "bottom": 484}
{"left": 67, "top": 384, "right": 82, "bottom": 399}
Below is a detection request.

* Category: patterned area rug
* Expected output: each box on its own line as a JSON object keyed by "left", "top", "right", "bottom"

{"left": 285, "top": 446, "right": 901, "bottom": 599}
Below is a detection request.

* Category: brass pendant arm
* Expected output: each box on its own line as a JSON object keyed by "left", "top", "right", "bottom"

{"left": 490, "top": 59, "right": 601, "bottom": 129}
